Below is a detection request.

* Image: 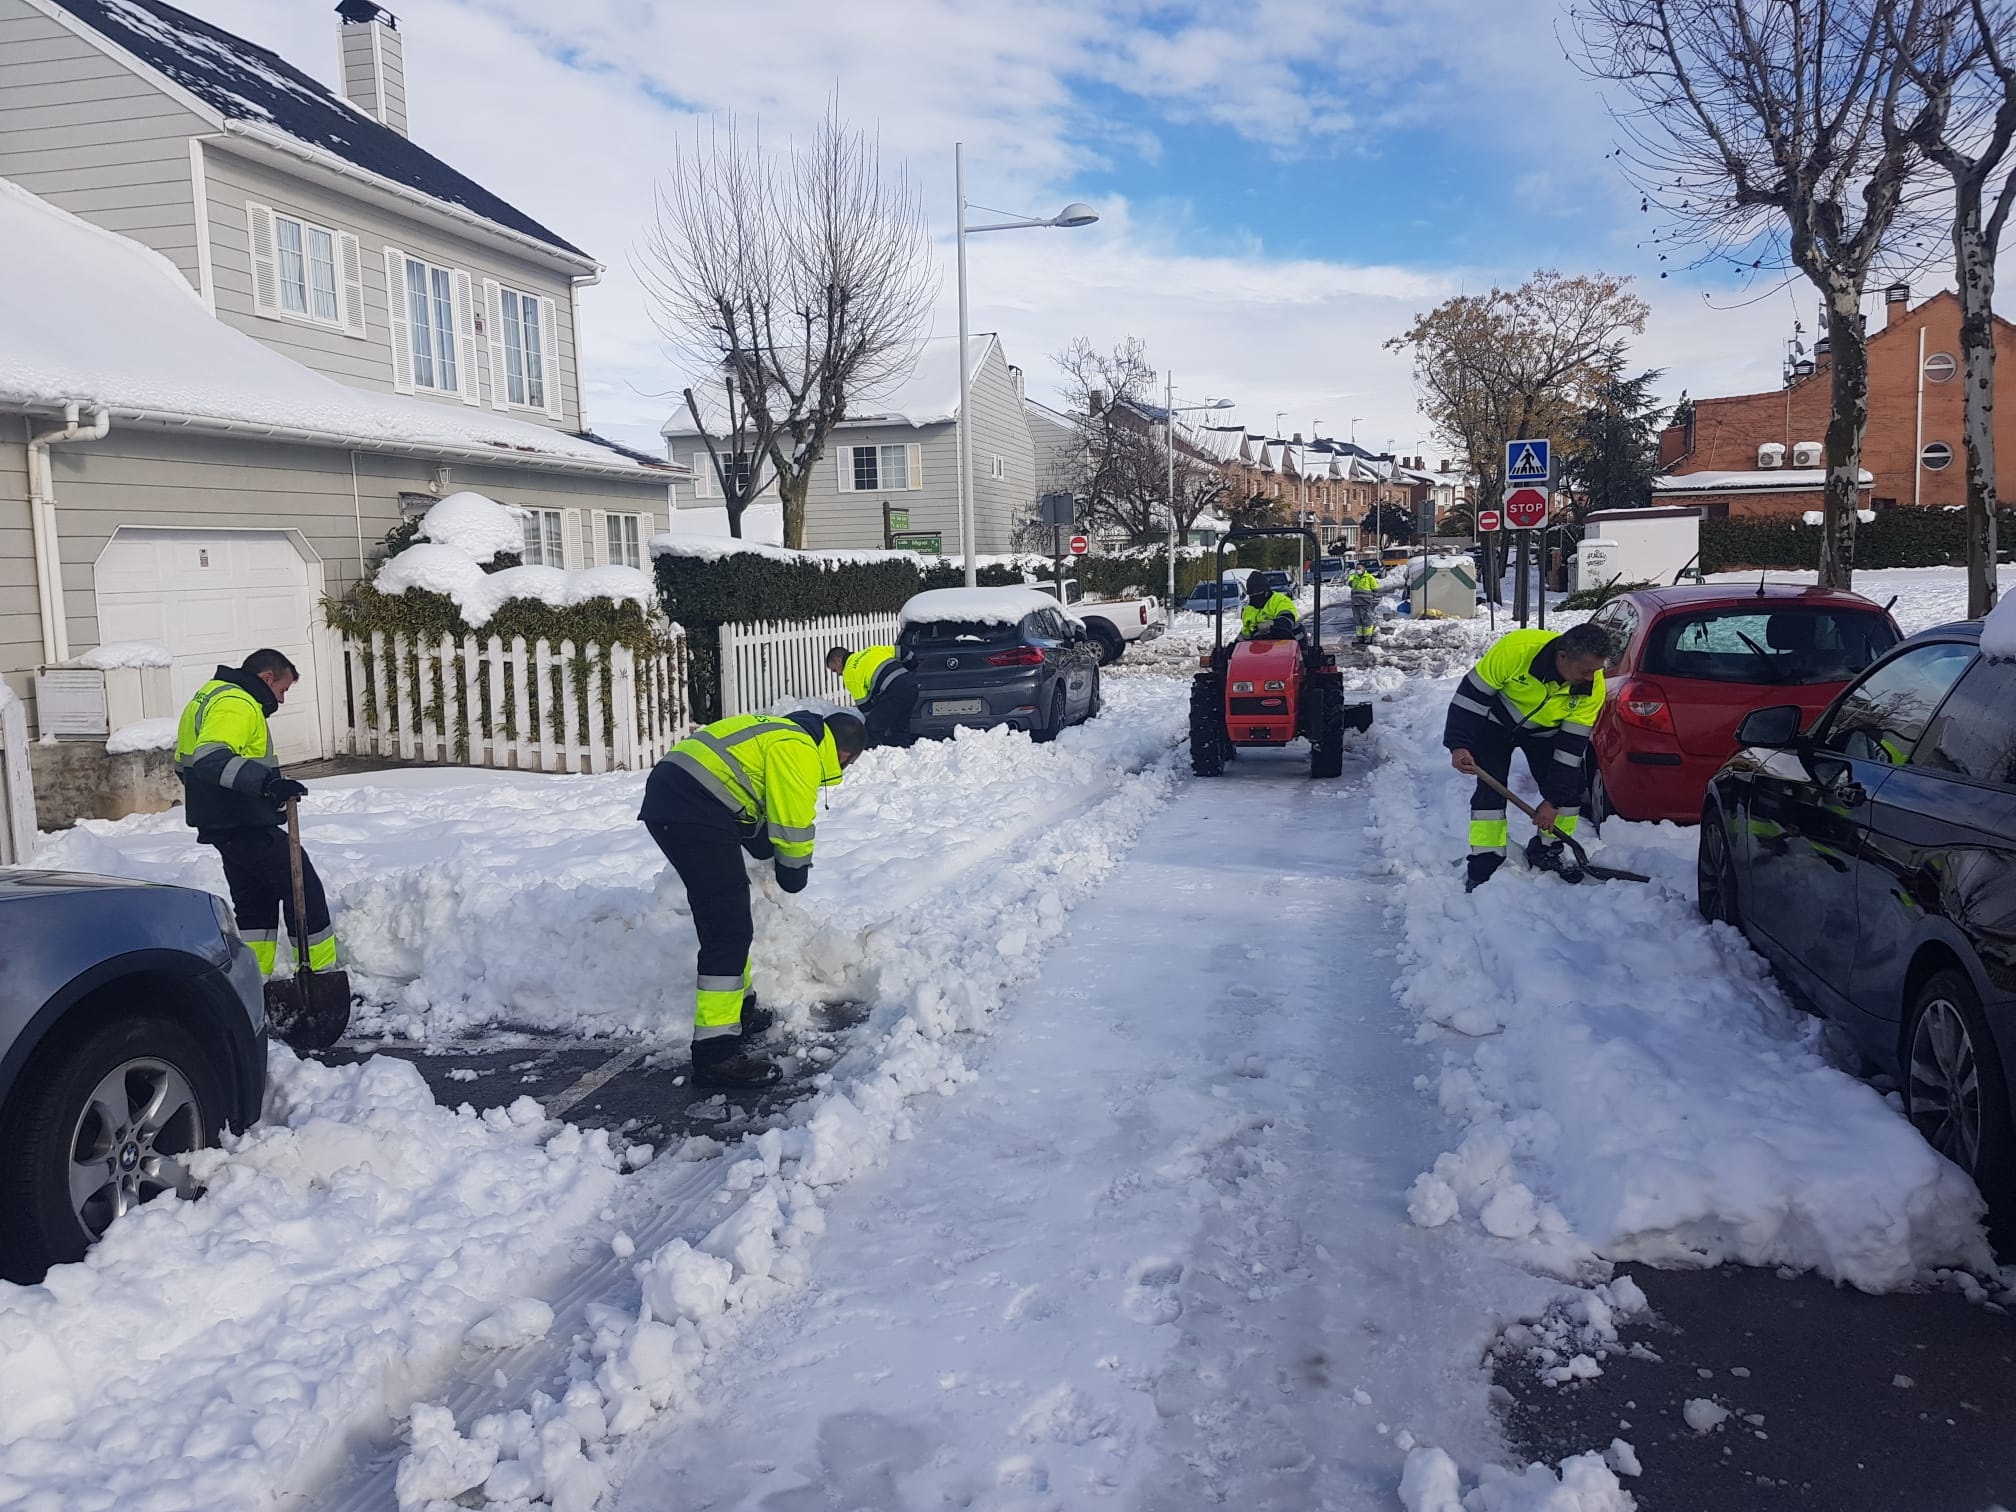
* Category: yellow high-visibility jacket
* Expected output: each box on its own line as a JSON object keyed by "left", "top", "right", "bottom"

{"left": 1239, "top": 591, "right": 1300, "bottom": 636}
{"left": 841, "top": 645, "right": 905, "bottom": 707}
{"left": 1443, "top": 628, "right": 1606, "bottom": 758}
{"left": 661, "top": 714, "right": 843, "bottom": 868}
{"left": 174, "top": 667, "right": 284, "bottom": 832}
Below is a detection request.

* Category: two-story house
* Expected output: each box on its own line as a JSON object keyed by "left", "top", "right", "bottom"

{"left": 662, "top": 334, "right": 1037, "bottom": 554}
{"left": 0, "top": 0, "right": 675, "bottom": 762}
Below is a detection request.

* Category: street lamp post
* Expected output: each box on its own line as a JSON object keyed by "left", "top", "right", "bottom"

{"left": 956, "top": 143, "right": 1097, "bottom": 587}
{"left": 1163, "top": 375, "right": 1233, "bottom": 605}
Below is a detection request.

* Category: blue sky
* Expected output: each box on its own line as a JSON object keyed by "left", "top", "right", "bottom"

{"left": 199, "top": 0, "right": 1824, "bottom": 459}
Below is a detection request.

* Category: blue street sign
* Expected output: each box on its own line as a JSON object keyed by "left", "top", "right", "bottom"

{"left": 1506, "top": 438, "right": 1550, "bottom": 484}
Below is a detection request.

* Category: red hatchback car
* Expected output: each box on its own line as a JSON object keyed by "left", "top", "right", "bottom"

{"left": 1584, "top": 583, "right": 1902, "bottom": 825}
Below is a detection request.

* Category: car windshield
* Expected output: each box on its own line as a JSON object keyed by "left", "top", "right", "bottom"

{"left": 905, "top": 620, "right": 1020, "bottom": 647}
{"left": 1644, "top": 606, "right": 1898, "bottom": 685}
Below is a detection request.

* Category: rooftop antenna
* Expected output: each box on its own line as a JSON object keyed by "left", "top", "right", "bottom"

{"left": 1756, "top": 570, "right": 1768, "bottom": 597}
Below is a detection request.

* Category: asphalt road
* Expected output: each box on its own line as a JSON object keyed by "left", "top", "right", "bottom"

{"left": 1499, "top": 1262, "right": 2016, "bottom": 1511}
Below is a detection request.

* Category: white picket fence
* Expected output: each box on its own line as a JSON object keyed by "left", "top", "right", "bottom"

{"left": 718, "top": 612, "right": 900, "bottom": 716}
{"left": 340, "top": 630, "right": 689, "bottom": 772}
{"left": 0, "top": 692, "right": 34, "bottom": 863}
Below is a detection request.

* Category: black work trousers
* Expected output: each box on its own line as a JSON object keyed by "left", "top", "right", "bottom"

{"left": 203, "top": 826, "right": 334, "bottom": 975}
{"left": 861, "top": 669, "right": 918, "bottom": 747}
{"left": 1464, "top": 721, "right": 1584, "bottom": 885}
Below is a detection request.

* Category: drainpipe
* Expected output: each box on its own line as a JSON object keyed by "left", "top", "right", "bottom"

{"left": 27, "top": 403, "right": 111, "bottom": 665}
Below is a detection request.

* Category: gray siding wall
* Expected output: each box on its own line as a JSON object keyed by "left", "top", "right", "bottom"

{"left": 201, "top": 144, "right": 586, "bottom": 429}
{"left": 0, "top": 0, "right": 206, "bottom": 285}
{"left": 666, "top": 344, "right": 1037, "bottom": 555}
{"left": 0, "top": 415, "right": 668, "bottom": 725}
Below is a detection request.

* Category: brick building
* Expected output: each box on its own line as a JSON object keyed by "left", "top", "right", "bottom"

{"left": 1655, "top": 286, "right": 2012, "bottom": 517}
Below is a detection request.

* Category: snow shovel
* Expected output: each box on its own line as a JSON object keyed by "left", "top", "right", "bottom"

{"left": 261, "top": 797, "right": 351, "bottom": 1050}
{"left": 1467, "top": 767, "right": 1650, "bottom": 884}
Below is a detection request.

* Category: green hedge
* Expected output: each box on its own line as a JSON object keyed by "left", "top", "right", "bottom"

{"left": 1701, "top": 506, "right": 2016, "bottom": 572}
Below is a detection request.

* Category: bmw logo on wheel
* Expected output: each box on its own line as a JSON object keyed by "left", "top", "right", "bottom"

{"left": 946, "top": 657, "right": 960, "bottom": 669}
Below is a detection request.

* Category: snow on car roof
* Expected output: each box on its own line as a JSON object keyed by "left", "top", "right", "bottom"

{"left": 900, "top": 586, "right": 1083, "bottom": 628}
{"left": 1983, "top": 589, "right": 2016, "bottom": 661}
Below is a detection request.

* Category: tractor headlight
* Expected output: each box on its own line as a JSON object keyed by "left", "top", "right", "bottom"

{"left": 1264, "top": 680, "right": 1286, "bottom": 691}
{"left": 1232, "top": 681, "right": 1254, "bottom": 693}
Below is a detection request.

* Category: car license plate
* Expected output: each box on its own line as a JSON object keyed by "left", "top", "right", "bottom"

{"left": 933, "top": 698, "right": 985, "bottom": 716}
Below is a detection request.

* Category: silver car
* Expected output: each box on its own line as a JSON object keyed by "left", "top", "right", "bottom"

{"left": 0, "top": 871, "right": 267, "bottom": 1282}
{"left": 902, "top": 603, "right": 1102, "bottom": 742}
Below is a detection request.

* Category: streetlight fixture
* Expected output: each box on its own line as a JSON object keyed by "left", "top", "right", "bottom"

{"left": 1164, "top": 377, "right": 1234, "bottom": 604}
{"left": 955, "top": 142, "right": 1098, "bottom": 586}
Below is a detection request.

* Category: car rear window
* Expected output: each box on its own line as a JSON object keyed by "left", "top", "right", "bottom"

{"left": 905, "top": 619, "right": 1020, "bottom": 647}
{"left": 1644, "top": 607, "right": 1898, "bottom": 685}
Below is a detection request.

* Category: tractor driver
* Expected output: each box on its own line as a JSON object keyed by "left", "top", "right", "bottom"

{"left": 1239, "top": 572, "right": 1300, "bottom": 640}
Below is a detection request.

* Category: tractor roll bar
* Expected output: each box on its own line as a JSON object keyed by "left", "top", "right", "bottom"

{"left": 1212, "top": 526, "right": 1327, "bottom": 653}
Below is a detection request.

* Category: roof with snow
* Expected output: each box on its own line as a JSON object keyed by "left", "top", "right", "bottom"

{"left": 0, "top": 178, "right": 661, "bottom": 475}
{"left": 42, "top": 0, "right": 586, "bottom": 258}
{"left": 662, "top": 334, "right": 1000, "bottom": 439}
{"left": 1655, "top": 468, "right": 1874, "bottom": 493}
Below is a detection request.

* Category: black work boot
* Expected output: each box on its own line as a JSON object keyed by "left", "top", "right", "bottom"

{"left": 740, "top": 990, "right": 775, "bottom": 1040}
{"left": 1464, "top": 853, "right": 1503, "bottom": 893}
{"left": 693, "top": 1051, "right": 782, "bottom": 1088}
{"left": 1525, "top": 835, "right": 1582, "bottom": 883}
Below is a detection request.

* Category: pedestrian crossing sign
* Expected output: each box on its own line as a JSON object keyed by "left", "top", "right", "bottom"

{"left": 1506, "top": 439, "right": 1550, "bottom": 484}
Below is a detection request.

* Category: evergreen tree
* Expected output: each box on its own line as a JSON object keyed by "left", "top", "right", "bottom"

{"left": 1560, "top": 367, "right": 1668, "bottom": 526}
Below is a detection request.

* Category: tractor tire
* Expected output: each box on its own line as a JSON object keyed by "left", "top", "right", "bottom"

{"left": 1309, "top": 682, "right": 1346, "bottom": 779}
{"left": 1189, "top": 675, "right": 1225, "bottom": 777}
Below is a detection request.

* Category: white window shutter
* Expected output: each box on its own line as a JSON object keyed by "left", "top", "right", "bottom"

{"left": 247, "top": 202, "right": 280, "bottom": 317}
{"left": 836, "top": 446, "right": 855, "bottom": 492}
{"left": 451, "top": 271, "right": 481, "bottom": 406}
{"left": 562, "top": 508, "right": 584, "bottom": 569}
{"left": 337, "top": 232, "right": 367, "bottom": 337}
{"left": 537, "top": 296, "right": 563, "bottom": 421}
{"left": 383, "top": 246, "right": 415, "bottom": 394}
{"left": 483, "top": 278, "right": 510, "bottom": 412}
{"left": 907, "top": 443, "right": 923, "bottom": 490}
{"left": 590, "top": 509, "right": 608, "bottom": 567}
{"left": 692, "top": 453, "right": 716, "bottom": 499}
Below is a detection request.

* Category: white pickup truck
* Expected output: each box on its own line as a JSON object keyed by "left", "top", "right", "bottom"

{"left": 1031, "top": 578, "right": 1165, "bottom": 664}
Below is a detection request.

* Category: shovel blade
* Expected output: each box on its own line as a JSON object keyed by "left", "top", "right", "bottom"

{"left": 263, "top": 969, "right": 352, "bottom": 1051}
{"left": 1582, "top": 864, "right": 1652, "bottom": 884}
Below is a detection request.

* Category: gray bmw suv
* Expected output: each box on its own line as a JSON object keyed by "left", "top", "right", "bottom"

{"left": 0, "top": 871, "right": 267, "bottom": 1283}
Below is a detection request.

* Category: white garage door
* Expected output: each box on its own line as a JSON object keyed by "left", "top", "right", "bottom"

{"left": 95, "top": 528, "right": 327, "bottom": 763}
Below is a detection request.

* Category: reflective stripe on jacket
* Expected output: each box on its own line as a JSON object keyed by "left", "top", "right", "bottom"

{"left": 841, "top": 645, "right": 905, "bottom": 706}
{"left": 1239, "top": 591, "right": 1300, "bottom": 636}
{"left": 659, "top": 714, "right": 843, "bottom": 868}
{"left": 1442, "top": 629, "right": 1606, "bottom": 768}
{"left": 1348, "top": 569, "right": 1381, "bottom": 612}
{"left": 174, "top": 668, "right": 284, "bottom": 832}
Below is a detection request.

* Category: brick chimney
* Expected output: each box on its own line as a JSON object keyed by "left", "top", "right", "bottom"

{"left": 1885, "top": 282, "right": 1912, "bottom": 329}
{"left": 337, "top": 1, "right": 407, "bottom": 136}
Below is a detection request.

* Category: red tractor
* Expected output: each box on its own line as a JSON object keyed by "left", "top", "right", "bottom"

{"left": 1189, "top": 528, "right": 1373, "bottom": 779}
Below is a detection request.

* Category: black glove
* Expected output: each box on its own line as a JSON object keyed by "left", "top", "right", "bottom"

{"left": 773, "top": 863, "right": 808, "bottom": 894}
{"left": 264, "top": 776, "right": 309, "bottom": 804}
{"left": 741, "top": 832, "right": 776, "bottom": 861}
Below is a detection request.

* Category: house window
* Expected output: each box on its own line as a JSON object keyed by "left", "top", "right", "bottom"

{"left": 1924, "top": 352, "right": 1958, "bottom": 383}
{"left": 521, "top": 508, "right": 566, "bottom": 566}
{"left": 691, "top": 451, "right": 755, "bottom": 499}
{"left": 841, "top": 443, "right": 920, "bottom": 492}
{"left": 605, "top": 512, "right": 643, "bottom": 569}
{"left": 498, "top": 286, "right": 546, "bottom": 409}
{"left": 989, "top": 454, "right": 1006, "bottom": 480}
{"left": 1922, "top": 441, "right": 1954, "bottom": 470}
{"left": 402, "top": 255, "right": 460, "bottom": 393}
{"left": 275, "top": 213, "right": 340, "bottom": 323}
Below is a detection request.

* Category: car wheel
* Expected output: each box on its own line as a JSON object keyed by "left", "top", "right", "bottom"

{"left": 1088, "top": 623, "right": 1124, "bottom": 665}
{"left": 0, "top": 1014, "right": 225, "bottom": 1284}
{"left": 1586, "top": 761, "right": 1613, "bottom": 834}
{"left": 1085, "top": 667, "right": 1103, "bottom": 721}
{"left": 1696, "top": 802, "right": 1741, "bottom": 927}
{"left": 1032, "top": 687, "right": 1067, "bottom": 744}
{"left": 1906, "top": 969, "right": 2016, "bottom": 1239}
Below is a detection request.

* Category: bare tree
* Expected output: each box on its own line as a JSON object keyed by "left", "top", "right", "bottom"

{"left": 640, "top": 112, "right": 934, "bottom": 546}
{"left": 1049, "top": 338, "right": 1226, "bottom": 541}
{"left": 1574, "top": 0, "right": 1939, "bottom": 589}
{"left": 1898, "top": 0, "right": 2014, "bottom": 616}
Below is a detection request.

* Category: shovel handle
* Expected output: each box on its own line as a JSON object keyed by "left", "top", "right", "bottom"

{"left": 286, "top": 797, "right": 312, "bottom": 978}
{"left": 1465, "top": 763, "right": 1595, "bottom": 869}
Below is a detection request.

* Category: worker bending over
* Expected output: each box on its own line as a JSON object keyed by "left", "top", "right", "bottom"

{"left": 825, "top": 643, "right": 917, "bottom": 748}
{"left": 639, "top": 709, "right": 865, "bottom": 1086}
{"left": 1239, "top": 572, "right": 1300, "bottom": 639}
{"left": 173, "top": 649, "right": 332, "bottom": 977}
{"left": 1443, "top": 622, "right": 1612, "bottom": 891}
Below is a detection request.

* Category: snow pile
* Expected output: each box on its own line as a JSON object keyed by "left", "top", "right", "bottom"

{"left": 1400, "top": 1444, "right": 1636, "bottom": 1511}
{"left": 653, "top": 504, "right": 786, "bottom": 547}
{"left": 0, "top": 181, "right": 651, "bottom": 473}
{"left": 373, "top": 540, "right": 655, "bottom": 628}
{"left": 1982, "top": 589, "right": 2016, "bottom": 660}
{"left": 105, "top": 717, "right": 176, "bottom": 754}
{"left": 0, "top": 1049, "right": 624, "bottom": 1508}
{"left": 417, "top": 491, "right": 528, "bottom": 561}
{"left": 899, "top": 585, "right": 1083, "bottom": 628}
{"left": 1369, "top": 627, "right": 1993, "bottom": 1291}
{"left": 76, "top": 641, "right": 171, "bottom": 669}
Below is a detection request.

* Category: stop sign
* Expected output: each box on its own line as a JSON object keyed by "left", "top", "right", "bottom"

{"left": 1069, "top": 534, "right": 1089, "bottom": 555}
{"left": 1503, "top": 487, "right": 1549, "bottom": 530}
{"left": 1477, "top": 508, "right": 1503, "bottom": 534}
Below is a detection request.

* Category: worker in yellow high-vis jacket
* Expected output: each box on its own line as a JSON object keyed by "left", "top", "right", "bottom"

{"left": 1443, "top": 622, "right": 1613, "bottom": 892}
{"left": 825, "top": 642, "right": 917, "bottom": 747}
{"left": 638, "top": 710, "right": 866, "bottom": 1086}
{"left": 173, "top": 649, "right": 334, "bottom": 976}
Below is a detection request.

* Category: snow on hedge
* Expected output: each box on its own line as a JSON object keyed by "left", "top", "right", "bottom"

{"left": 1364, "top": 626, "right": 1991, "bottom": 1291}
{"left": 899, "top": 585, "right": 1083, "bottom": 628}
{"left": 375, "top": 498, "right": 655, "bottom": 627}
{"left": 417, "top": 491, "right": 528, "bottom": 561}
{"left": 77, "top": 641, "right": 172, "bottom": 669}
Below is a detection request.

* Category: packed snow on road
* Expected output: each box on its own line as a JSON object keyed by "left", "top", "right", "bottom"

{"left": 5, "top": 570, "right": 2000, "bottom": 1512}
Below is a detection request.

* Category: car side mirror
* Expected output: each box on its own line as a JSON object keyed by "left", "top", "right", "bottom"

{"left": 1736, "top": 704, "right": 1804, "bottom": 748}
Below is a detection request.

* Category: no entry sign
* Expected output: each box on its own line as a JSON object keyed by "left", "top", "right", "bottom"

{"left": 1068, "top": 534, "right": 1090, "bottom": 555}
{"left": 1503, "top": 487, "right": 1549, "bottom": 530}
{"left": 1477, "top": 508, "right": 1503, "bottom": 534}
